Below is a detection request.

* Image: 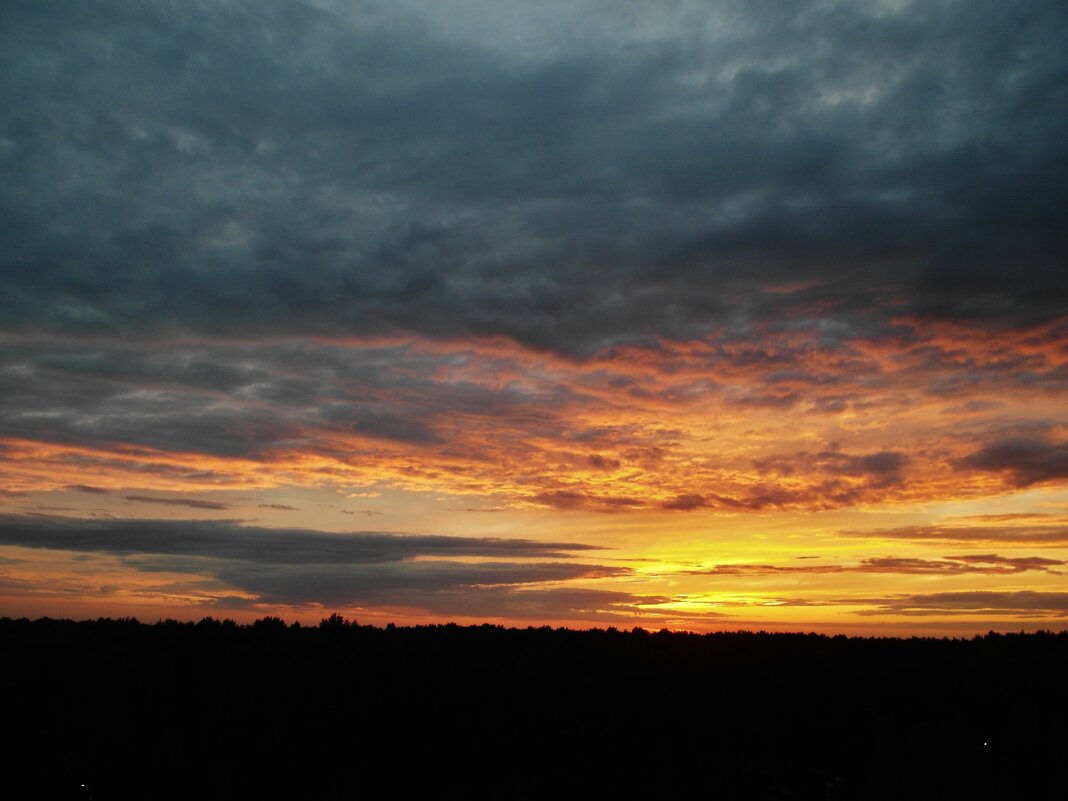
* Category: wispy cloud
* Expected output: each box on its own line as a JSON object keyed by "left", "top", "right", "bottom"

{"left": 843, "top": 521, "right": 1068, "bottom": 544}
{"left": 687, "top": 554, "right": 1063, "bottom": 577}
{"left": 125, "top": 495, "right": 231, "bottom": 510}
{"left": 855, "top": 591, "right": 1068, "bottom": 617}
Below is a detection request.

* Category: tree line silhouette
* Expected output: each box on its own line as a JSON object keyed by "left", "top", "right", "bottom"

{"left": 4, "top": 615, "right": 1066, "bottom": 800}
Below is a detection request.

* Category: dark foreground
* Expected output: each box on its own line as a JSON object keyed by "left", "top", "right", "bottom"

{"left": 4, "top": 617, "right": 1066, "bottom": 800}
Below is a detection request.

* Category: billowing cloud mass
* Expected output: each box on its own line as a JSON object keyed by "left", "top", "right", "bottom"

{"left": 957, "top": 438, "right": 1068, "bottom": 487}
{"left": 1, "top": 1, "right": 1066, "bottom": 631}
{"left": 3, "top": 0, "right": 1067, "bottom": 347}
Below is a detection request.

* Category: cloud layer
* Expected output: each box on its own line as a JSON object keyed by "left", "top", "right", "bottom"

{"left": 2, "top": 1, "right": 1066, "bottom": 350}
{"left": 1, "top": 333, "right": 1065, "bottom": 510}
{"left": 857, "top": 591, "right": 1068, "bottom": 617}
{"left": 0, "top": 514, "right": 650, "bottom": 618}
{"left": 689, "top": 553, "right": 1063, "bottom": 577}
{"left": 0, "top": 514, "right": 602, "bottom": 563}
{"left": 2, "top": 2, "right": 1067, "bottom": 629}
{"left": 2, "top": 2, "right": 1067, "bottom": 515}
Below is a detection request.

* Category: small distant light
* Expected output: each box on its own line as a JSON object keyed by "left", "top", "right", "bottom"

{"left": 983, "top": 742, "right": 988, "bottom": 747}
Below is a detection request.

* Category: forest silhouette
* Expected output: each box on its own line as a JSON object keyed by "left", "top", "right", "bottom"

{"left": 4, "top": 615, "right": 1066, "bottom": 800}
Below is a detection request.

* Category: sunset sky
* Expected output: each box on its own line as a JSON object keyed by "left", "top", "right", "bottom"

{"left": 2, "top": 0, "right": 1066, "bottom": 633}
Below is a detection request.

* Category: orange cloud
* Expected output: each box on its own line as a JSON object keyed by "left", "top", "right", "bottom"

{"left": 2, "top": 315, "right": 1066, "bottom": 515}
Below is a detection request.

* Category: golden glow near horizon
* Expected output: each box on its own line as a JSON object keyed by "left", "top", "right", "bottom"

{"left": 2, "top": 320, "right": 1066, "bottom": 635}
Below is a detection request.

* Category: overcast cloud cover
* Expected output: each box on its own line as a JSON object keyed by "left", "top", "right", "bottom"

{"left": 3, "top": 0, "right": 1066, "bottom": 349}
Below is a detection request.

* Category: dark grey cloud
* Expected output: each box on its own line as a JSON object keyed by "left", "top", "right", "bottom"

{"left": 0, "top": 514, "right": 603, "bottom": 563}
{"left": 661, "top": 494, "right": 710, "bottom": 511}
{"left": 0, "top": 512, "right": 631, "bottom": 618}
{"left": 739, "top": 446, "right": 910, "bottom": 505}
{"left": 947, "top": 553, "right": 1063, "bottom": 572}
{"left": 125, "top": 495, "right": 231, "bottom": 510}
{"left": 320, "top": 406, "right": 442, "bottom": 446}
{"left": 587, "top": 454, "right": 621, "bottom": 471}
{"left": 531, "top": 490, "right": 645, "bottom": 512}
{"left": 846, "top": 520, "right": 1068, "bottom": 544}
{"left": 2, "top": 0, "right": 1066, "bottom": 351}
{"left": 352, "top": 586, "right": 676, "bottom": 622}
{"left": 209, "top": 583, "right": 670, "bottom": 622}
{"left": 0, "top": 341, "right": 310, "bottom": 456}
{"left": 0, "top": 337, "right": 585, "bottom": 457}
{"left": 129, "top": 555, "right": 623, "bottom": 605}
{"left": 754, "top": 447, "right": 908, "bottom": 481}
{"left": 856, "top": 591, "right": 1068, "bottom": 617}
{"left": 956, "top": 437, "right": 1068, "bottom": 486}
{"left": 707, "top": 590, "right": 1068, "bottom": 622}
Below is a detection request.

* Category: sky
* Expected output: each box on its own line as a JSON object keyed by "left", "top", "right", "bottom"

{"left": 1, "top": 0, "right": 1067, "bottom": 634}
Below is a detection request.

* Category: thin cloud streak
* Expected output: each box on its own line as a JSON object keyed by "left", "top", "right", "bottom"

{"left": 687, "top": 554, "right": 1064, "bottom": 577}
{"left": 0, "top": 514, "right": 604, "bottom": 563}
{"left": 843, "top": 522, "right": 1068, "bottom": 544}
{"left": 0, "top": 513, "right": 643, "bottom": 620}
{"left": 125, "top": 495, "right": 231, "bottom": 510}
{"left": 855, "top": 591, "right": 1068, "bottom": 617}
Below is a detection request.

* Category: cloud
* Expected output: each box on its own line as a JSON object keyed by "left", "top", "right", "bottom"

{"left": 125, "top": 495, "right": 231, "bottom": 510}
{"left": 754, "top": 447, "right": 908, "bottom": 483}
{"left": 844, "top": 521, "right": 1068, "bottom": 544}
{"left": 0, "top": 1, "right": 1065, "bottom": 523}
{"left": 531, "top": 490, "right": 645, "bottom": 512}
{"left": 258, "top": 503, "right": 298, "bottom": 511}
{"left": 688, "top": 554, "right": 1062, "bottom": 577}
{"left": 856, "top": 591, "right": 1068, "bottom": 617}
{"left": 0, "top": 338, "right": 588, "bottom": 470}
{"left": 947, "top": 554, "right": 1063, "bottom": 572}
{"left": 1, "top": 1, "right": 1066, "bottom": 351}
{"left": 700, "top": 588, "right": 1068, "bottom": 620}
{"left": 3, "top": 2, "right": 1067, "bottom": 628}
{"left": 956, "top": 438, "right": 1068, "bottom": 486}
{"left": 0, "top": 331, "right": 1061, "bottom": 512}
{"left": 587, "top": 454, "right": 621, "bottom": 471}
{"left": 212, "top": 581, "right": 672, "bottom": 622}
{"left": 0, "top": 514, "right": 604, "bottom": 564}
{"left": 660, "top": 494, "right": 710, "bottom": 511}
{"left": 355, "top": 586, "right": 677, "bottom": 622}
{"left": 321, "top": 407, "right": 442, "bottom": 446}
{"left": 130, "top": 555, "right": 625, "bottom": 606}
{"left": 0, "top": 513, "right": 658, "bottom": 621}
